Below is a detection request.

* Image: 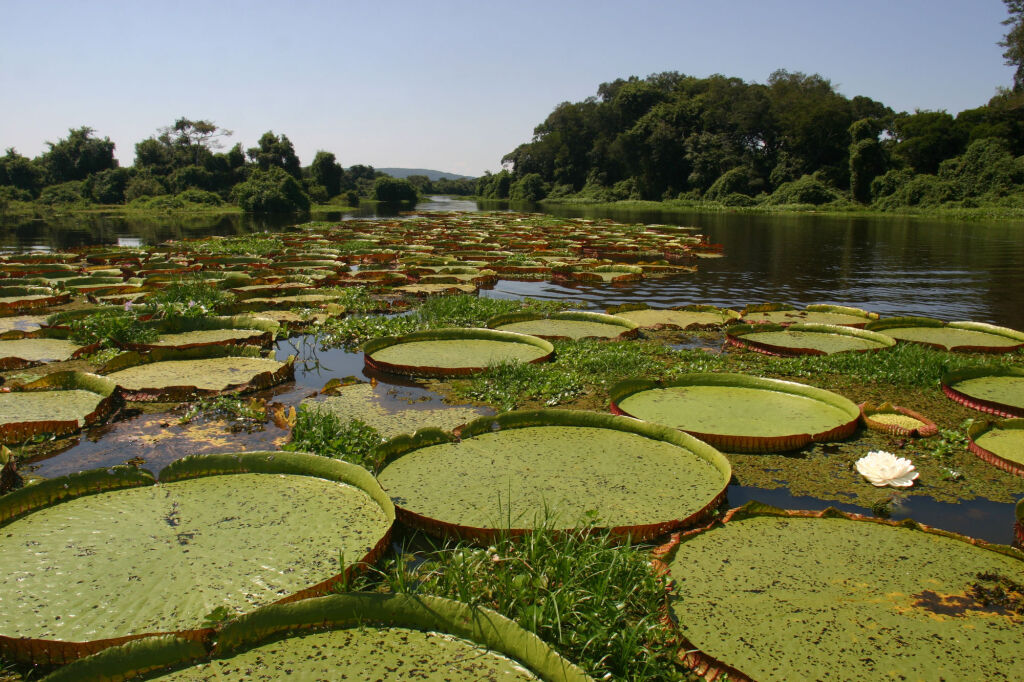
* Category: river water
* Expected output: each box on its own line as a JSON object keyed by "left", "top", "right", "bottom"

{"left": 5, "top": 198, "right": 1023, "bottom": 543}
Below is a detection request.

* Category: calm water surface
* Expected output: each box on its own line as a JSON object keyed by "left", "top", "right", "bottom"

{"left": 11, "top": 199, "right": 1024, "bottom": 543}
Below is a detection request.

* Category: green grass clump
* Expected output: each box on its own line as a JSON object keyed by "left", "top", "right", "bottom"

{"left": 376, "top": 523, "right": 685, "bottom": 681}
{"left": 457, "top": 339, "right": 726, "bottom": 410}
{"left": 191, "top": 234, "right": 284, "bottom": 255}
{"left": 68, "top": 308, "right": 158, "bottom": 348}
{"left": 148, "top": 274, "right": 235, "bottom": 317}
{"left": 283, "top": 406, "right": 384, "bottom": 471}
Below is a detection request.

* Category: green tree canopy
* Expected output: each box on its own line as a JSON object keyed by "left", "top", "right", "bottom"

{"left": 39, "top": 127, "right": 118, "bottom": 184}
{"left": 247, "top": 132, "right": 301, "bottom": 179}
{"left": 372, "top": 176, "right": 418, "bottom": 202}
{"left": 1001, "top": 0, "right": 1024, "bottom": 91}
{"left": 309, "top": 151, "right": 344, "bottom": 198}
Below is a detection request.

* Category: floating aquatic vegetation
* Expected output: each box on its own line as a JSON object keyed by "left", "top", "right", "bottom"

{"left": 859, "top": 401, "right": 938, "bottom": 437}
{"left": 657, "top": 503, "right": 1024, "bottom": 682}
{"left": 610, "top": 373, "right": 860, "bottom": 452}
{"left": 487, "top": 310, "right": 639, "bottom": 340}
{"left": 968, "top": 418, "right": 1024, "bottom": 478}
{"left": 942, "top": 365, "right": 1024, "bottom": 417}
{"left": 867, "top": 317, "right": 1024, "bottom": 353}
{"left": 726, "top": 322, "right": 896, "bottom": 356}
{"left": 365, "top": 328, "right": 554, "bottom": 378}
{"left": 0, "top": 371, "right": 121, "bottom": 445}
{"left": 376, "top": 409, "right": 730, "bottom": 542}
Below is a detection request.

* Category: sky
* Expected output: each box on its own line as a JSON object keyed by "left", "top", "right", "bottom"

{"left": 0, "top": 0, "right": 1015, "bottom": 177}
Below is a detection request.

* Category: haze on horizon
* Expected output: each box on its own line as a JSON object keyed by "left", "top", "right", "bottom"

{"left": 0, "top": 0, "right": 1015, "bottom": 177}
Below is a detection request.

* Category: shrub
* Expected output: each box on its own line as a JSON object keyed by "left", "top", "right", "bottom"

{"left": 69, "top": 308, "right": 157, "bottom": 348}
{"left": 38, "top": 181, "right": 88, "bottom": 205}
{"left": 705, "top": 166, "right": 760, "bottom": 201}
{"left": 372, "top": 176, "right": 418, "bottom": 203}
{"left": 874, "top": 174, "right": 956, "bottom": 209}
{"left": 283, "top": 408, "right": 384, "bottom": 471}
{"left": 176, "top": 188, "right": 224, "bottom": 206}
{"left": 231, "top": 166, "right": 310, "bottom": 212}
{"left": 509, "top": 173, "right": 549, "bottom": 201}
{"left": 124, "top": 173, "right": 166, "bottom": 201}
{"left": 764, "top": 174, "right": 841, "bottom": 205}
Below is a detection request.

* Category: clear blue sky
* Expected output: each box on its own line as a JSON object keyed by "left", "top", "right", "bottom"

{"left": 0, "top": 0, "right": 1014, "bottom": 177}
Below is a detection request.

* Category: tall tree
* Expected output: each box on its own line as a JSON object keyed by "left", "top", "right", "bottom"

{"left": 39, "top": 127, "right": 117, "bottom": 184}
{"left": 1001, "top": 0, "right": 1024, "bottom": 91}
{"left": 247, "top": 132, "right": 301, "bottom": 179}
{"left": 309, "top": 151, "right": 343, "bottom": 197}
{"left": 159, "top": 118, "right": 232, "bottom": 166}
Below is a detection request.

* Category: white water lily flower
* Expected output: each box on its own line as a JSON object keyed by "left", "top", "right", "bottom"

{"left": 855, "top": 450, "right": 919, "bottom": 487}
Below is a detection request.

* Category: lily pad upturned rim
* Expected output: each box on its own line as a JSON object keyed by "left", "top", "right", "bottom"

{"left": 119, "top": 315, "right": 279, "bottom": 352}
{"left": 941, "top": 365, "right": 1024, "bottom": 418}
{"left": 865, "top": 317, "right": 1024, "bottom": 353}
{"left": 0, "top": 291, "right": 72, "bottom": 316}
{"left": 0, "top": 371, "right": 122, "bottom": 445}
{"left": 98, "top": 344, "right": 295, "bottom": 402}
{"left": 651, "top": 501, "right": 1024, "bottom": 682}
{"left": 803, "top": 303, "right": 879, "bottom": 327}
{"left": 41, "top": 593, "right": 592, "bottom": 682}
{"left": 967, "top": 418, "right": 1024, "bottom": 478}
{"left": 0, "top": 452, "right": 395, "bottom": 665}
{"left": 609, "top": 373, "right": 860, "bottom": 453}
{"left": 364, "top": 327, "right": 554, "bottom": 378}
{"left": 725, "top": 323, "right": 896, "bottom": 357}
{"left": 604, "top": 302, "right": 742, "bottom": 330}
{"left": 486, "top": 310, "right": 639, "bottom": 340}
{"left": 376, "top": 408, "right": 732, "bottom": 543}
{"left": 858, "top": 401, "right": 939, "bottom": 438}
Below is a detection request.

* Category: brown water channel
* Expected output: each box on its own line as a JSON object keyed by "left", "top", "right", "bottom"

{"left": 9, "top": 200, "right": 1024, "bottom": 544}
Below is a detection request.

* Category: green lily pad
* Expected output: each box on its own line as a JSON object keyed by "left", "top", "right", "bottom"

{"left": 0, "top": 372, "right": 121, "bottom": 444}
{"left": 867, "top": 317, "right": 1024, "bottom": 352}
{"left": 610, "top": 374, "right": 860, "bottom": 452}
{"left": 942, "top": 366, "right": 1024, "bottom": 418}
{"left": 0, "top": 315, "right": 47, "bottom": 333}
{"left": 302, "top": 382, "right": 490, "bottom": 439}
{"left": 968, "top": 418, "right": 1024, "bottom": 477}
{"left": 606, "top": 304, "right": 740, "bottom": 329}
{"left": 662, "top": 505, "right": 1024, "bottom": 682}
{"left": 100, "top": 346, "right": 293, "bottom": 401}
{"left": 727, "top": 323, "right": 896, "bottom": 356}
{"left": 376, "top": 409, "right": 731, "bottom": 542}
{"left": 0, "top": 337, "right": 82, "bottom": 368}
{"left": 365, "top": 328, "right": 554, "bottom": 378}
{"left": 0, "top": 453, "right": 394, "bottom": 663}
{"left": 43, "top": 594, "right": 590, "bottom": 682}
{"left": 488, "top": 311, "right": 638, "bottom": 340}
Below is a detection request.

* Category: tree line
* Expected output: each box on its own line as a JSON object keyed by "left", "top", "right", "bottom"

{"left": 481, "top": 3, "right": 1024, "bottom": 210}
{"left": 0, "top": 118, "right": 474, "bottom": 213}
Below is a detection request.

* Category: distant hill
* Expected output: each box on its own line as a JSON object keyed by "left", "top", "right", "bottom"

{"left": 376, "top": 168, "right": 474, "bottom": 181}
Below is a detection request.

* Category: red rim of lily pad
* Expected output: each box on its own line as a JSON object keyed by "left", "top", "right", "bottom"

{"left": 375, "top": 409, "right": 732, "bottom": 544}
{"left": 725, "top": 323, "right": 895, "bottom": 357}
{"left": 0, "top": 372, "right": 123, "bottom": 445}
{"left": 609, "top": 374, "right": 860, "bottom": 453}
{"left": 650, "top": 501, "right": 1024, "bottom": 682}
{"left": 604, "top": 303, "right": 741, "bottom": 330}
{"left": 967, "top": 418, "right": 1024, "bottom": 478}
{"left": 941, "top": 366, "right": 1024, "bottom": 418}
{"left": 364, "top": 328, "right": 554, "bottom": 378}
{"left": 0, "top": 452, "right": 395, "bottom": 665}
{"left": 0, "top": 291, "right": 72, "bottom": 316}
{"left": 858, "top": 401, "right": 939, "bottom": 438}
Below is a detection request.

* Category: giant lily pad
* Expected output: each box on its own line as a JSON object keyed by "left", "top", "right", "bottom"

{"left": 942, "top": 366, "right": 1024, "bottom": 418}
{"left": 0, "top": 452, "right": 394, "bottom": 664}
{"left": 376, "top": 409, "right": 731, "bottom": 542}
{"left": 605, "top": 303, "right": 740, "bottom": 329}
{"left": 740, "top": 303, "right": 878, "bottom": 327}
{"left": 487, "top": 311, "right": 639, "bottom": 340}
{"left": 726, "top": 323, "right": 896, "bottom": 356}
{"left": 859, "top": 401, "right": 938, "bottom": 438}
{"left": 301, "top": 382, "right": 490, "bottom": 440}
{"left": 365, "top": 328, "right": 554, "bottom": 378}
{"left": 43, "top": 594, "right": 590, "bottom": 681}
{"left": 609, "top": 374, "right": 860, "bottom": 452}
{"left": 658, "top": 504, "right": 1024, "bottom": 682}
{"left": 0, "top": 334, "right": 83, "bottom": 369}
{"left": 866, "top": 317, "right": 1024, "bottom": 352}
{"left": 968, "top": 418, "right": 1024, "bottom": 477}
{"left": 120, "top": 315, "right": 279, "bottom": 352}
{"left": 0, "top": 372, "right": 121, "bottom": 444}
{"left": 100, "top": 346, "right": 294, "bottom": 401}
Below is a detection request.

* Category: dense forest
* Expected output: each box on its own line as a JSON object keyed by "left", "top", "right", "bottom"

{"left": 479, "top": 3, "right": 1024, "bottom": 211}
{"left": 478, "top": 69, "right": 1024, "bottom": 210}
{"left": 0, "top": 119, "right": 475, "bottom": 214}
